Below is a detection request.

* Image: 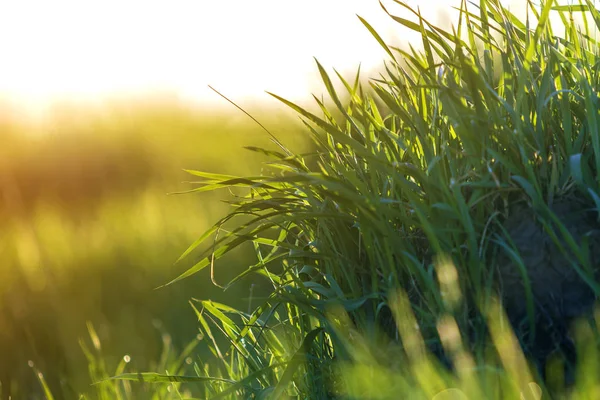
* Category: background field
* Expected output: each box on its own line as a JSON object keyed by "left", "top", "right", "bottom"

{"left": 0, "top": 100, "right": 311, "bottom": 398}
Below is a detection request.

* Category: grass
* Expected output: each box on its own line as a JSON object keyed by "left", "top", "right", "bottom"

{"left": 96, "top": 0, "right": 600, "bottom": 398}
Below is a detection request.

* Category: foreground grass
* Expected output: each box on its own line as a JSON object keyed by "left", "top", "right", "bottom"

{"left": 99, "top": 0, "right": 600, "bottom": 398}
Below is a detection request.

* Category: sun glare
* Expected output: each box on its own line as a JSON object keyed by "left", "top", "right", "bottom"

{"left": 0, "top": 0, "right": 543, "bottom": 119}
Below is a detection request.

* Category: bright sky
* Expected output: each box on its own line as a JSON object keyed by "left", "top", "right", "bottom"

{"left": 0, "top": 0, "right": 550, "bottom": 118}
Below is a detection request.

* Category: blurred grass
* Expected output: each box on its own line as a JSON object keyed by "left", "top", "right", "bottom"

{"left": 0, "top": 101, "right": 309, "bottom": 216}
{"left": 0, "top": 101, "right": 311, "bottom": 398}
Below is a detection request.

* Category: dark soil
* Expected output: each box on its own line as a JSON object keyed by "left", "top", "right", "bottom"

{"left": 352, "top": 194, "right": 600, "bottom": 391}
{"left": 495, "top": 195, "right": 600, "bottom": 384}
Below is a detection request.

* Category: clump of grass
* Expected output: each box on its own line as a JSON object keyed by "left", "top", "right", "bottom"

{"left": 111, "top": 0, "right": 600, "bottom": 397}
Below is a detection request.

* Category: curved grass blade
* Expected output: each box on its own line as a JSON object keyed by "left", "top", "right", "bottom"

{"left": 100, "top": 372, "right": 235, "bottom": 384}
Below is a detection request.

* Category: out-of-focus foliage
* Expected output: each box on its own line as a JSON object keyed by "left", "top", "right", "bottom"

{"left": 0, "top": 101, "right": 311, "bottom": 398}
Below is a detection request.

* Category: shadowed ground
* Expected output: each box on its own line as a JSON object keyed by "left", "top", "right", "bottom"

{"left": 497, "top": 195, "right": 600, "bottom": 383}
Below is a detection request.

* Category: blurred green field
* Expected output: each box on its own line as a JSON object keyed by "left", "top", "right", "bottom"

{"left": 8, "top": 2, "right": 600, "bottom": 398}
{"left": 0, "top": 101, "right": 310, "bottom": 398}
